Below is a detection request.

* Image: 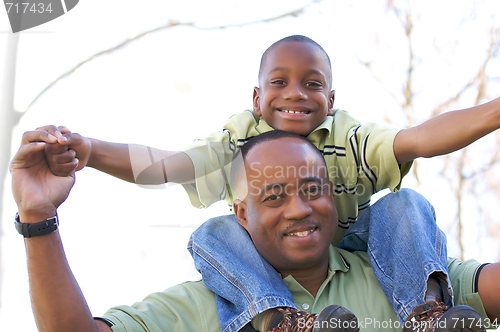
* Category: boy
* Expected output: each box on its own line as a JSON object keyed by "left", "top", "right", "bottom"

{"left": 40, "top": 35, "right": 499, "bottom": 331}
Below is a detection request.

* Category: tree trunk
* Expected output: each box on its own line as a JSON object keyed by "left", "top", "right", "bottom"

{"left": 0, "top": 32, "right": 22, "bottom": 310}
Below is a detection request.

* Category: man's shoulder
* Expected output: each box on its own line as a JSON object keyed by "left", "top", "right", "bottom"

{"left": 145, "top": 280, "right": 216, "bottom": 307}
{"left": 101, "top": 280, "right": 220, "bottom": 331}
{"left": 172, "top": 279, "right": 216, "bottom": 300}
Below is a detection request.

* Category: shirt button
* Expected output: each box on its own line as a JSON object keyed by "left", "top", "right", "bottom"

{"left": 302, "top": 303, "right": 310, "bottom": 310}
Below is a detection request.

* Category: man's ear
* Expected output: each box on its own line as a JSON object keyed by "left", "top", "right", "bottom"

{"left": 326, "top": 180, "right": 335, "bottom": 200}
{"left": 233, "top": 199, "right": 249, "bottom": 232}
{"left": 253, "top": 87, "right": 262, "bottom": 117}
{"left": 327, "top": 90, "right": 335, "bottom": 116}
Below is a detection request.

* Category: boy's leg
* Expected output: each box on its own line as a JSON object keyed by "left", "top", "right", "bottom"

{"left": 338, "top": 188, "right": 453, "bottom": 323}
{"left": 188, "top": 214, "right": 359, "bottom": 332}
{"left": 188, "top": 214, "right": 297, "bottom": 332}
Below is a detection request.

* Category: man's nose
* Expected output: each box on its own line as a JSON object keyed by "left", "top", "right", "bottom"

{"left": 283, "top": 194, "right": 313, "bottom": 220}
{"left": 283, "top": 83, "right": 307, "bottom": 101}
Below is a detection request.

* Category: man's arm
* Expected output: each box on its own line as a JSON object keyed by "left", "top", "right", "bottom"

{"left": 23, "top": 227, "right": 111, "bottom": 332}
{"left": 10, "top": 133, "right": 111, "bottom": 332}
{"left": 393, "top": 97, "right": 500, "bottom": 164}
{"left": 38, "top": 125, "right": 195, "bottom": 184}
{"left": 478, "top": 263, "right": 500, "bottom": 323}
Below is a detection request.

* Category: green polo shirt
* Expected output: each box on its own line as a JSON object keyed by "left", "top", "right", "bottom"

{"left": 182, "top": 110, "right": 412, "bottom": 245}
{"left": 100, "top": 247, "right": 487, "bottom": 332}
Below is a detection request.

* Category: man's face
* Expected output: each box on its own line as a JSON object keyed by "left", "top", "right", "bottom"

{"left": 234, "top": 138, "right": 338, "bottom": 276}
{"left": 254, "top": 42, "right": 335, "bottom": 136}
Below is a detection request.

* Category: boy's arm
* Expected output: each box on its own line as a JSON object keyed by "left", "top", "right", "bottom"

{"left": 393, "top": 97, "right": 500, "bottom": 164}
{"left": 478, "top": 263, "right": 500, "bottom": 323}
{"left": 40, "top": 125, "right": 195, "bottom": 184}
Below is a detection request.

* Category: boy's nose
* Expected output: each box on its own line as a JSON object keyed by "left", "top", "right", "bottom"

{"left": 283, "top": 83, "right": 307, "bottom": 101}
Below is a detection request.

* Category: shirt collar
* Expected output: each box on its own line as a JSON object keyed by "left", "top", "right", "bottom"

{"left": 254, "top": 116, "right": 274, "bottom": 133}
{"left": 327, "top": 245, "right": 350, "bottom": 275}
{"left": 308, "top": 115, "right": 334, "bottom": 137}
{"left": 282, "top": 245, "right": 350, "bottom": 291}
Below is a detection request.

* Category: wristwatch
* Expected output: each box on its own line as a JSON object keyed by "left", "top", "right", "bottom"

{"left": 15, "top": 213, "right": 59, "bottom": 238}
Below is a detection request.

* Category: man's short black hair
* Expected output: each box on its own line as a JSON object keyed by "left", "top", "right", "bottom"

{"left": 230, "top": 130, "right": 328, "bottom": 200}
{"left": 258, "top": 35, "right": 332, "bottom": 85}
{"left": 240, "top": 130, "right": 325, "bottom": 166}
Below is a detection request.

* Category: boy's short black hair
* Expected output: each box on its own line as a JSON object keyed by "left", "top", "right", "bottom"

{"left": 258, "top": 35, "right": 332, "bottom": 85}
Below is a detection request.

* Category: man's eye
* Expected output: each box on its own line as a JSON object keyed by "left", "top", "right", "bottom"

{"left": 308, "top": 186, "right": 320, "bottom": 193}
{"left": 306, "top": 186, "right": 322, "bottom": 198}
{"left": 264, "top": 194, "right": 280, "bottom": 201}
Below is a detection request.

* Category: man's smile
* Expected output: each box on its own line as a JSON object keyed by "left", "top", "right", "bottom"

{"left": 284, "top": 227, "right": 317, "bottom": 237}
{"left": 282, "top": 221, "right": 320, "bottom": 238}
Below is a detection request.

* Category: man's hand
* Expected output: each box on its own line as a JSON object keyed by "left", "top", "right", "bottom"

{"left": 37, "top": 125, "right": 91, "bottom": 176}
{"left": 10, "top": 130, "right": 110, "bottom": 332}
{"left": 10, "top": 130, "right": 77, "bottom": 220}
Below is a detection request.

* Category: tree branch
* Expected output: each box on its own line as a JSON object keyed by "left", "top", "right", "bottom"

{"left": 357, "top": 57, "right": 403, "bottom": 106}
{"left": 430, "top": 25, "right": 500, "bottom": 117}
{"left": 23, "top": 2, "right": 321, "bottom": 114}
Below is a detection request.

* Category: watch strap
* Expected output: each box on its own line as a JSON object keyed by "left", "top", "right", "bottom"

{"left": 15, "top": 213, "right": 59, "bottom": 238}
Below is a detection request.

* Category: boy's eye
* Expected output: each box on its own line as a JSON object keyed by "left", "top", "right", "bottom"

{"left": 271, "top": 80, "right": 286, "bottom": 85}
{"left": 306, "top": 81, "right": 322, "bottom": 87}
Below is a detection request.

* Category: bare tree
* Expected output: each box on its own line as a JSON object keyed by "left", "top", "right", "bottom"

{"left": 0, "top": 33, "right": 21, "bottom": 309}
{"left": 433, "top": 23, "right": 500, "bottom": 260}
{"left": 359, "top": 0, "right": 500, "bottom": 260}
{"left": 0, "top": 2, "right": 323, "bottom": 311}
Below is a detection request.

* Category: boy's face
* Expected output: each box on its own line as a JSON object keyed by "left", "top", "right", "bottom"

{"left": 254, "top": 41, "right": 335, "bottom": 136}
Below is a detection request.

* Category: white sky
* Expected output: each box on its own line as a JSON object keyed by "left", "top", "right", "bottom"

{"left": 1, "top": 0, "right": 500, "bottom": 330}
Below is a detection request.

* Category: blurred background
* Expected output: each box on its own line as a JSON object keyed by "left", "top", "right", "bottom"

{"left": 1, "top": 0, "right": 500, "bottom": 330}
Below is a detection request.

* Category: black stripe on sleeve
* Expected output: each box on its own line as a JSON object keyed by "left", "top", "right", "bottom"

{"left": 361, "top": 134, "right": 377, "bottom": 193}
{"left": 349, "top": 126, "right": 361, "bottom": 169}
{"left": 94, "top": 317, "right": 115, "bottom": 327}
{"left": 473, "top": 263, "right": 490, "bottom": 293}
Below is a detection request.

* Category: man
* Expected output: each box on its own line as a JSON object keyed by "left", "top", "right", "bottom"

{"left": 11, "top": 129, "right": 500, "bottom": 331}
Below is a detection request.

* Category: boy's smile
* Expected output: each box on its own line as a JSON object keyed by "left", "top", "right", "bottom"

{"left": 253, "top": 41, "right": 335, "bottom": 136}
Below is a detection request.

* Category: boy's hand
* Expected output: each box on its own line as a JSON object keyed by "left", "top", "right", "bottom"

{"left": 36, "top": 125, "right": 92, "bottom": 176}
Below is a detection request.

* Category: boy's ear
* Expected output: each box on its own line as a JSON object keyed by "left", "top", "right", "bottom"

{"left": 327, "top": 90, "right": 335, "bottom": 116}
{"left": 233, "top": 199, "right": 249, "bottom": 232}
{"left": 253, "top": 87, "right": 262, "bottom": 117}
